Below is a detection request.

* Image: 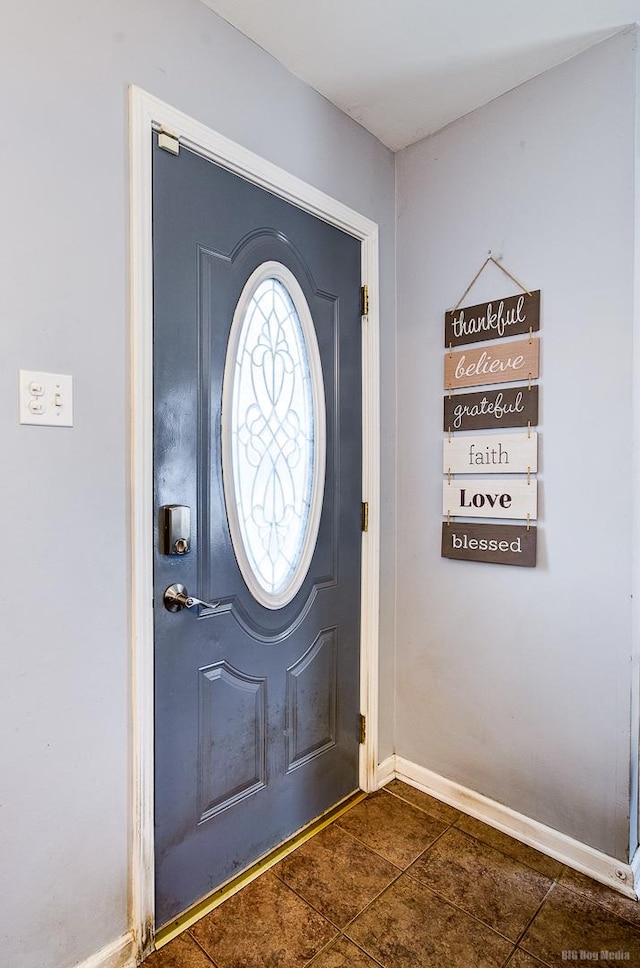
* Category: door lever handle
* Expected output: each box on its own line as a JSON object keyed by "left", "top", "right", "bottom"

{"left": 163, "top": 583, "right": 220, "bottom": 613}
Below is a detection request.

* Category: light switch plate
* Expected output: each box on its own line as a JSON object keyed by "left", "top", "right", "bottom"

{"left": 19, "top": 370, "right": 74, "bottom": 427}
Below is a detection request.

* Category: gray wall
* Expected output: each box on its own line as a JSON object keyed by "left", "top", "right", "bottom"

{"left": 0, "top": 3, "right": 396, "bottom": 967}
{"left": 395, "top": 29, "right": 637, "bottom": 862}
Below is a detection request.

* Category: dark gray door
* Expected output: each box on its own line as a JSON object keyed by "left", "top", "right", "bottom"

{"left": 152, "top": 135, "right": 363, "bottom": 927}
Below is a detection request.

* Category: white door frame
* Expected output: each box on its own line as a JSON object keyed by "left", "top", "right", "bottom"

{"left": 129, "top": 85, "right": 380, "bottom": 955}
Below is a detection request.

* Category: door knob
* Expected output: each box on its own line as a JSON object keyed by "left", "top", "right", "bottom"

{"left": 163, "top": 583, "right": 220, "bottom": 613}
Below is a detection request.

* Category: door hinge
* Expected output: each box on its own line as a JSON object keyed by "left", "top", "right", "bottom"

{"left": 361, "top": 501, "right": 369, "bottom": 533}
{"left": 361, "top": 284, "right": 369, "bottom": 317}
{"left": 359, "top": 714, "right": 366, "bottom": 745}
{"left": 158, "top": 130, "right": 180, "bottom": 156}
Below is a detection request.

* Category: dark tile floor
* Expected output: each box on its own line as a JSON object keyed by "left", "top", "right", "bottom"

{"left": 145, "top": 780, "right": 640, "bottom": 967}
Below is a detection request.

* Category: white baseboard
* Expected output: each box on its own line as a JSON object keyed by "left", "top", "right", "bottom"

{"left": 71, "top": 932, "right": 136, "bottom": 968}
{"left": 376, "top": 754, "right": 396, "bottom": 788}
{"left": 378, "top": 755, "right": 637, "bottom": 901}
{"left": 631, "top": 844, "right": 640, "bottom": 892}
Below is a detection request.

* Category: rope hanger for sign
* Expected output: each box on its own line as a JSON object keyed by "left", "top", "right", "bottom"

{"left": 452, "top": 251, "right": 532, "bottom": 313}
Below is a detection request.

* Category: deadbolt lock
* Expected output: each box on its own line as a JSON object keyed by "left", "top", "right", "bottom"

{"left": 160, "top": 505, "right": 191, "bottom": 556}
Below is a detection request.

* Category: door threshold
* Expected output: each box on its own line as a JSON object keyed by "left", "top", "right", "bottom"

{"left": 154, "top": 788, "right": 366, "bottom": 950}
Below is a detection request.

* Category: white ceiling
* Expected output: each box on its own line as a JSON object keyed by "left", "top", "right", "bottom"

{"left": 201, "top": 0, "right": 640, "bottom": 150}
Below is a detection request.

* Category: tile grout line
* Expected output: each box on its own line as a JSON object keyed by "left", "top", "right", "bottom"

{"left": 186, "top": 928, "right": 223, "bottom": 968}
{"left": 335, "top": 827, "right": 530, "bottom": 952}
{"left": 555, "top": 873, "right": 640, "bottom": 930}
{"left": 503, "top": 864, "right": 563, "bottom": 967}
{"left": 500, "top": 946, "right": 519, "bottom": 968}
{"left": 186, "top": 875, "right": 340, "bottom": 968}
{"left": 501, "top": 946, "right": 525, "bottom": 968}
{"left": 335, "top": 790, "right": 460, "bottom": 868}
{"left": 401, "top": 818, "right": 566, "bottom": 949}
{"left": 303, "top": 926, "right": 387, "bottom": 968}
{"left": 277, "top": 821, "right": 405, "bottom": 882}
{"left": 452, "top": 824, "right": 564, "bottom": 884}
{"left": 270, "top": 826, "right": 403, "bottom": 935}
{"left": 385, "top": 783, "right": 565, "bottom": 883}
{"left": 281, "top": 851, "right": 407, "bottom": 945}
{"left": 401, "top": 866, "right": 517, "bottom": 946}
{"left": 303, "top": 931, "right": 344, "bottom": 967}
{"left": 281, "top": 824, "right": 416, "bottom": 959}
{"left": 385, "top": 780, "right": 584, "bottom": 889}
{"left": 338, "top": 931, "right": 388, "bottom": 968}
{"left": 381, "top": 784, "right": 463, "bottom": 823}
{"left": 337, "top": 861, "right": 521, "bottom": 966}
{"left": 511, "top": 870, "right": 640, "bottom": 967}
{"left": 299, "top": 785, "right": 522, "bottom": 955}
{"left": 340, "top": 866, "right": 408, "bottom": 935}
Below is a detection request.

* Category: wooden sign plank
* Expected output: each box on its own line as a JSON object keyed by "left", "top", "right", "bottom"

{"left": 444, "top": 385, "right": 538, "bottom": 433}
{"left": 443, "top": 432, "right": 537, "bottom": 475}
{"left": 443, "top": 478, "right": 537, "bottom": 520}
{"left": 441, "top": 522, "right": 537, "bottom": 567}
{"left": 445, "top": 337, "right": 539, "bottom": 391}
{"left": 445, "top": 291, "right": 540, "bottom": 348}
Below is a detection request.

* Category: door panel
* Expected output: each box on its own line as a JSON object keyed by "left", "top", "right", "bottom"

{"left": 153, "top": 137, "right": 362, "bottom": 927}
{"left": 198, "top": 662, "right": 267, "bottom": 820}
{"left": 286, "top": 628, "right": 338, "bottom": 771}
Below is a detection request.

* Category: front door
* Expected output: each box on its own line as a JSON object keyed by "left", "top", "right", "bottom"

{"left": 152, "top": 135, "right": 363, "bottom": 927}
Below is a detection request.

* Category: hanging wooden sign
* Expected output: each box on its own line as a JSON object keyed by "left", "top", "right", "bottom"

{"left": 445, "top": 337, "right": 539, "bottom": 391}
{"left": 445, "top": 291, "right": 540, "bottom": 348}
{"left": 443, "top": 477, "right": 537, "bottom": 520}
{"left": 444, "top": 385, "right": 538, "bottom": 433}
{"left": 441, "top": 522, "right": 537, "bottom": 567}
{"left": 443, "top": 432, "right": 537, "bottom": 475}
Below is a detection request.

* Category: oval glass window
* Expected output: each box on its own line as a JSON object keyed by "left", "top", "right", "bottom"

{"left": 222, "top": 262, "right": 326, "bottom": 610}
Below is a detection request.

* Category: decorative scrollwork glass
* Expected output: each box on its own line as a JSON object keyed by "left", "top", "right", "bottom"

{"left": 222, "top": 262, "right": 326, "bottom": 609}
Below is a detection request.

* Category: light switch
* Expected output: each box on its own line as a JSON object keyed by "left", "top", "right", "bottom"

{"left": 19, "top": 370, "right": 73, "bottom": 427}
